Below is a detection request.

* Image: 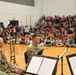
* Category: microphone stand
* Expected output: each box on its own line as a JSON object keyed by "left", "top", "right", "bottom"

{"left": 61, "top": 57, "right": 63, "bottom": 75}
{"left": 58, "top": 47, "right": 68, "bottom": 75}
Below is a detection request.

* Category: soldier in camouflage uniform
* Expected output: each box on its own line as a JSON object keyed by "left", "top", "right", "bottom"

{"left": 0, "top": 37, "right": 25, "bottom": 75}
{"left": 26, "top": 34, "right": 44, "bottom": 64}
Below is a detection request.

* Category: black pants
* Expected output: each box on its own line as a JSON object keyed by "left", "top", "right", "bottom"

{"left": 24, "top": 51, "right": 28, "bottom": 64}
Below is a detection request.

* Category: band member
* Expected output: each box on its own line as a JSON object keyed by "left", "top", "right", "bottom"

{"left": 25, "top": 34, "right": 44, "bottom": 64}
{"left": 0, "top": 37, "right": 25, "bottom": 75}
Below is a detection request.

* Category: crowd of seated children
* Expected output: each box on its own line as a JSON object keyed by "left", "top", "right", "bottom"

{"left": 34, "top": 15, "right": 76, "bottom": 47}
{"left": 0, "top": 15, "right": 76, "bottom": 47}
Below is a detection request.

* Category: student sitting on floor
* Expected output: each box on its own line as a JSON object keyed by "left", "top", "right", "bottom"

{"left": 68, "top": 37, "right": 76, "bottom": 47}
{"left": 55, "top": 38, "right": 64, "bottom": 47}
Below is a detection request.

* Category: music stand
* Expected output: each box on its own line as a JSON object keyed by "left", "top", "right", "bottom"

{"left": 58, "top": 47, "right": 68, "bottom": 75}
{"left": 66, "top": 54, "right": 76, "bottom": 75}
{"left": 26, "top": 55, "right": 58, "bottom": 75}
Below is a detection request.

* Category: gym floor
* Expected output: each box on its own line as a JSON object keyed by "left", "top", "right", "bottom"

{"left": 1, "top": 43, "right": 76, "bottom": 75}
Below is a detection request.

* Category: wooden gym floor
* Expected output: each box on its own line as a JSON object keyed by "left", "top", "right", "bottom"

{"left": 1, "top": 43, "right": 76, "bottom": 75}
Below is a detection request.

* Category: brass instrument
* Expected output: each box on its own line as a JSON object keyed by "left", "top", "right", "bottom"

{"left": 9, "top": 38, "right": 17, "bottom": 66}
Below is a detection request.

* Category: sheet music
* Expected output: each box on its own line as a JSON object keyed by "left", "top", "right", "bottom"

{"left": 26, "top": 56, "right": 43, "bottom": 74}
{"left": 38, "top": 58, "right": 57, "bottom": 75}
{"left": 58, "top": 47, "right": 68, "bottom": 59}
{"left": 69, "top": 56, "right": 76, "bottom": 75}
{"left": 26, "top": 56, "right": 58, "bottom": 75}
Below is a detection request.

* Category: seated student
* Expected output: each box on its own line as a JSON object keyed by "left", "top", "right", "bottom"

{"left": 43, "top": 35, "right": 51, "bottom": 46}
{"left": 0, "top": 37, "right": 25, "bottom": 75}
{"left": 20, "top": 36, "right": 26, "bottom": 44}
{"left": 15, "top": 36, "right": 21, "bottom": 44}
{"left": 55, "top": 38, "right": 63, "bottom": 47}
{"left": 68, "top": 37, "right": 76, "bottom": 47}
{"left": 63, "top": 37, "right": 69, "bottom": 47}
{"left": 24, "top": 35, "right": 30, "bottom": 44}
{"left": 44, "top": 38, "right": 51, "bottom": 46}
{"left": 50, "top": 37, "right": 56, "bottom": 46}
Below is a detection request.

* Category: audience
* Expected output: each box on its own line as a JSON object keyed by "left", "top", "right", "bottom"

{"left": 0, "top": 15, "right": 76, "bottom": 47}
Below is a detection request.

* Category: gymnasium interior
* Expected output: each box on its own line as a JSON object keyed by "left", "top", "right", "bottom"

{"left": 0, "top": 0, "right": 76, "bottom": 75}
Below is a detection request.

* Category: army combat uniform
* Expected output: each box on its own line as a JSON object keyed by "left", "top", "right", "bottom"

{"left": 0, "top": 50, "right": 25, "bottom": 75}
{"left": 0, "top": 70, "right": 8, "bottom": 75}
{"left": 27, "top": 44, "right": 44, "bottom": 63}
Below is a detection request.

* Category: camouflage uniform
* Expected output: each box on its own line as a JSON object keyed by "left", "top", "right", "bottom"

{"left": 27, "top": 44, "right": 43, "bottom": 63}
{"left": 0, "top": 50, "right": 25, "bottom": 75}
{"left": 0, "top": 70, "right": 8, "bottom": 75}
